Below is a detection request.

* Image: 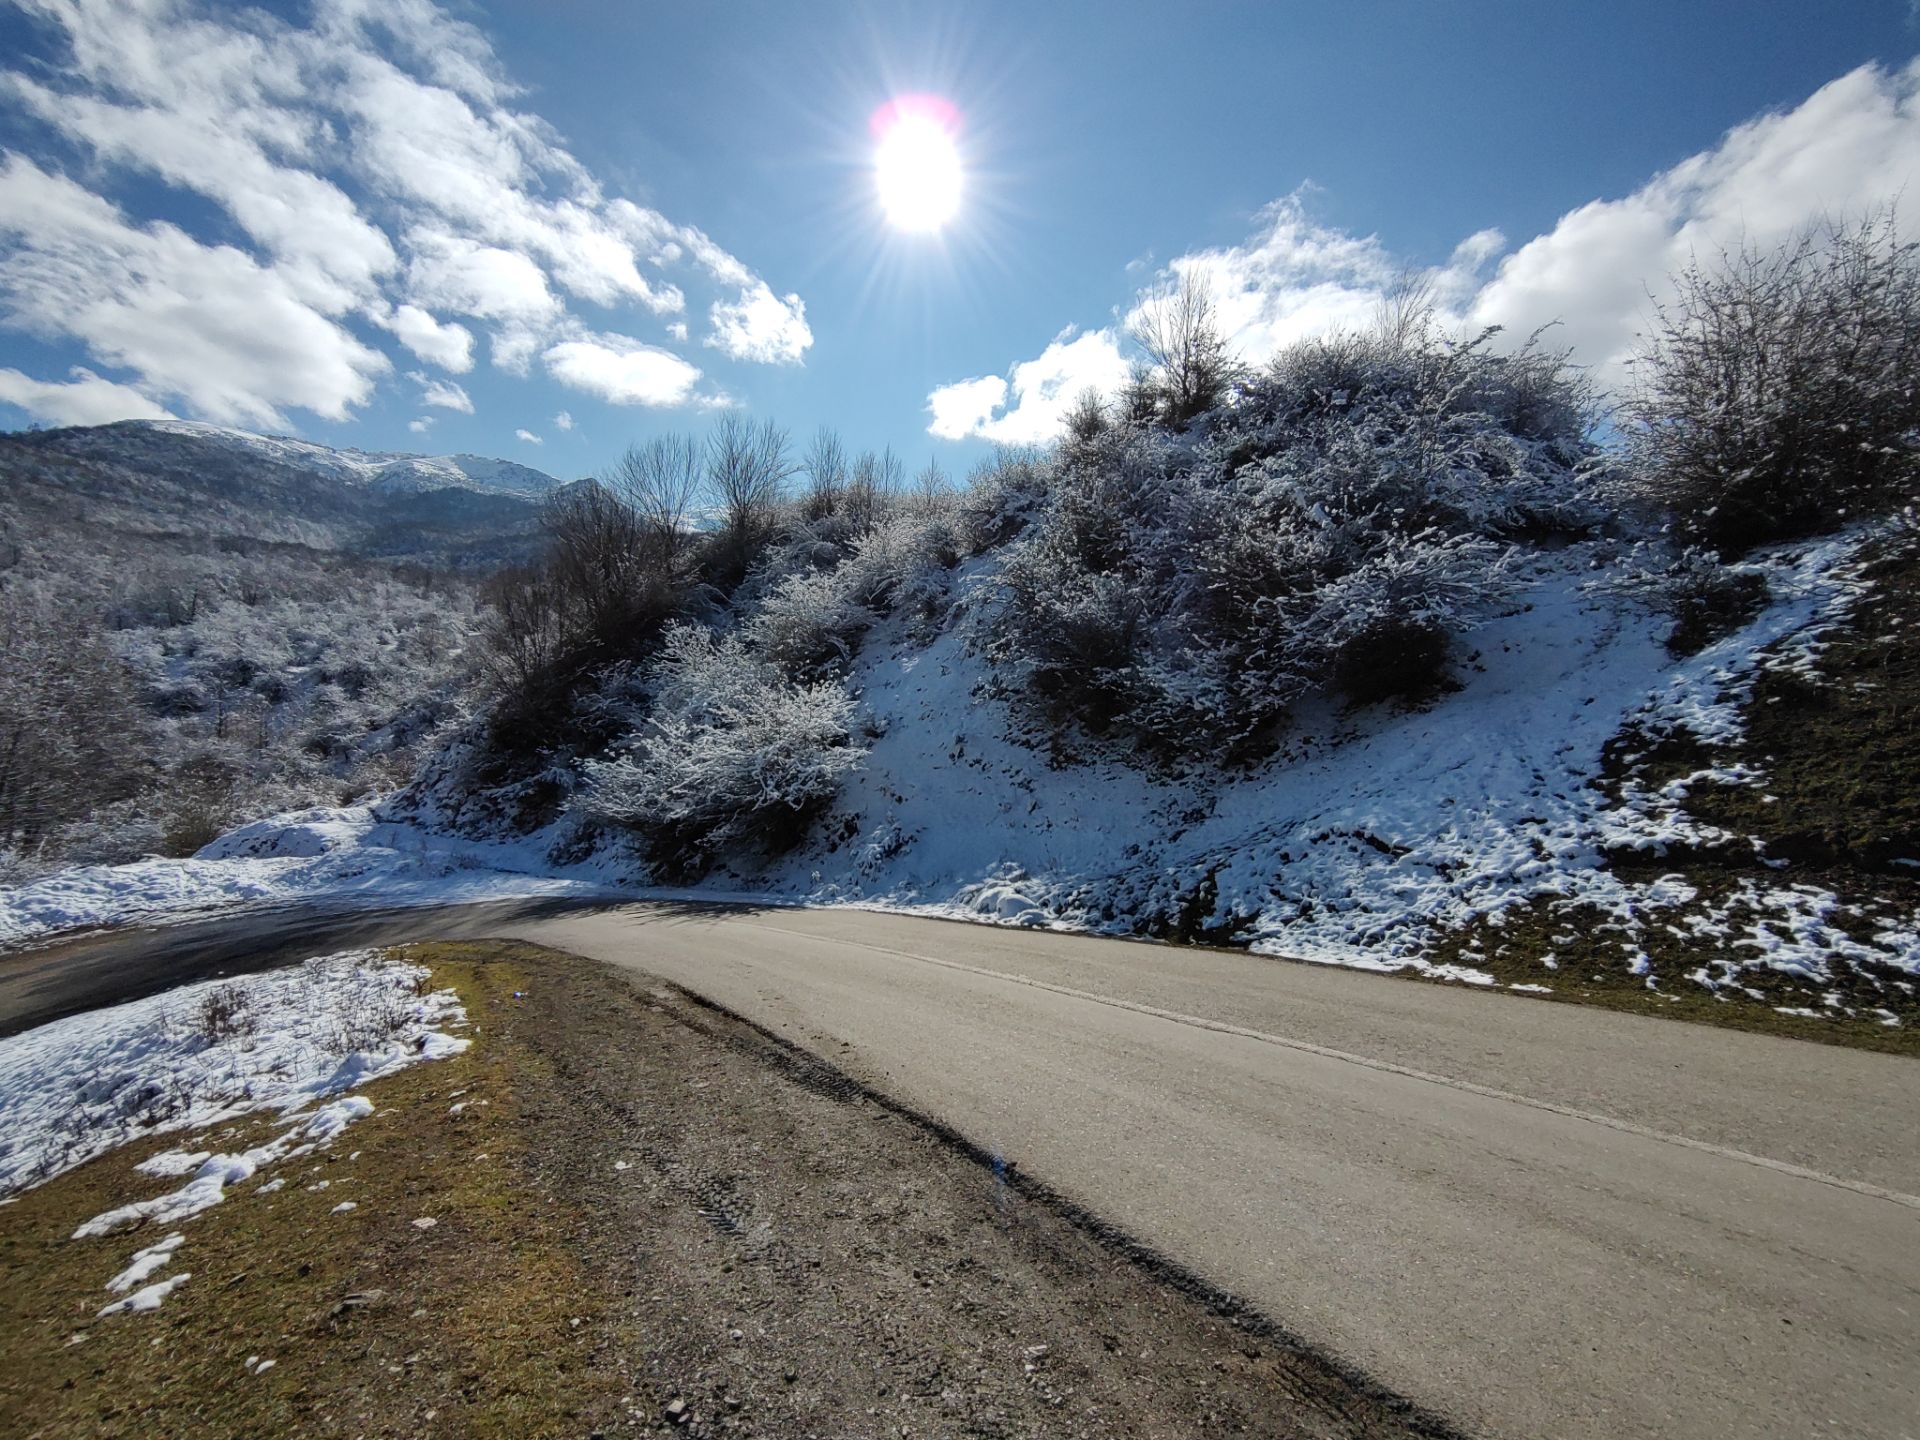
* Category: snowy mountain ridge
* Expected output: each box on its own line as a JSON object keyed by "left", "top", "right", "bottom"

{"left": 129, "top": 420, "right": 561, "bottom": 499}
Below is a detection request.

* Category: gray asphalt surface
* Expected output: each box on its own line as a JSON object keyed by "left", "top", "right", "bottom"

{"left": 8, "top": 900, "right": 1919, "bottom": 1439}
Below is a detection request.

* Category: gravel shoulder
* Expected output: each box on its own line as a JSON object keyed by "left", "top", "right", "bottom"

{"left": 0, "top": 940, "right": 1446, "bottom": 1439}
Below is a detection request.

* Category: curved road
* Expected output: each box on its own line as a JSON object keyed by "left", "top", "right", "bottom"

{"left": 5, "top": 900, "right": 1918, "bottom": 1439}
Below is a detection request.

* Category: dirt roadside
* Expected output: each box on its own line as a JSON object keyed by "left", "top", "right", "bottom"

{"left": 0, "top": 941, "right": 1450, "bottom": 1439}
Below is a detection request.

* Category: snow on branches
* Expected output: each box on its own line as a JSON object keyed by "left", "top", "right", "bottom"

{"left": 576, "top": 624, "right": 866, "bottom": 864}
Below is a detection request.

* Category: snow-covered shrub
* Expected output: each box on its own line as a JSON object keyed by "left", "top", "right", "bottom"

{"left": 1623, "top": 210, "right": 1920, "bottom": 553}
{"left": 576, "top": 624, "right": 866, "bottom": 867}
{"left": 986, "top": 318, "right": 1599, "bottom": 755}
{"left": 955, "top": 450, "right": 1051, "bottom": 556}
{"left": 742, "top": 504, "right": 964, "bottom": 682}
{"left": 745, "top": 568, "right": 875, "bottom": 680}
{"left": 838, "top": 510, "right": 961, "bottom": 616}
{"left": 1243, "top": 323, "right": 1601, "bottom": 536}
{"left": 1293, "top": 531, "right": 1507, "bottom": 702}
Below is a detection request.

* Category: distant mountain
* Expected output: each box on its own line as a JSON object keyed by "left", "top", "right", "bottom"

{"left": 0, "top": 419, "right": 566, "bottom": 568}
{"left": 131, "top": 420, "right": 562, "bottom": 500}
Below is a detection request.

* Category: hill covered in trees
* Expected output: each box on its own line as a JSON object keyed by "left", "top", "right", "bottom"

{"left": 0, "top": 423, "right": 553, "bottom": 872}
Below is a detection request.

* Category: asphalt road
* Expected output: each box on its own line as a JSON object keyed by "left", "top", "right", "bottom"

{"left": 7, "top": 901, "right": 1919, "bottom": 1439}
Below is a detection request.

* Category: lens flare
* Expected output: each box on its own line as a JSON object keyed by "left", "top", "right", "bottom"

{"left": 871, "top": 93, "right": 963, "bottom": 233}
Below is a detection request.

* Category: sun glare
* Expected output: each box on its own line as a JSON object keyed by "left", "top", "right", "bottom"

{"left": 872, "top": 94, "right": 963, "bottom": 233}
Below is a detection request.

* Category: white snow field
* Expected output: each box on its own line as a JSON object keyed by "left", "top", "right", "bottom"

{"left": 0, "top": 534, "right": 1912, "bottom": 1007}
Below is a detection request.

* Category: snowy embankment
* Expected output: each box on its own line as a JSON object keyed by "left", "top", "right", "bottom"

{"left": 0, "top": 806, "right": 632, "bottom": 952}
{"left": 769, "top": 532, "right": 1918, "bottom": 992}
{"left": 0, "top": 950, "right": 467, "bottom": 1315}
{"left": 0, "top": 536, "right": 1911, "bottom": 1004}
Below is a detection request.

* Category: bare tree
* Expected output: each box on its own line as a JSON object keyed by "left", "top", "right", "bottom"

{"left": 705, "top": 414, "right": 794, "bottom": 552}
{"left": 802, "top": 427, "right": 848, "bottom": 519}
{"left": 1372, "top": 269, "right": 1438, "bottom": 352}
{"left": 844, "top": 446, "right": 903, "bottom": 534}
{"left": 541, "top": 482, "right": 650, "bottom": 629}
{"left": 1129, "top": 271, "right": 1238, "bottom": 426}
{"left": 913, "top": 458, "right": 951, "bottom": 515}
{"left": 605, "top": 434, "right": 701, "bottom": 564}
{"left": 1624, "top": 209, "right": 1920, "bottom": 550}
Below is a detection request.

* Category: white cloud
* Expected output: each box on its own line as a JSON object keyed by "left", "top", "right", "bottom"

{"left": 927, "top": 328, "right": 1132, "bottom": 444}
{"left": 1150, "top": 192, "right": 1399, "bottom": 365}
{"left": 404, "top": 228, "right": 561, "bottom": 323}
{"left": 1472, "top": 58, "right": 1920, "bottom": 382}
{"left": 514, "top": 427, "right": 541, "bottom": 445}
{"left": 383, "top": 303, "right": 474, "bottom": 371}
{"left": 408, "top": 415, "right": 433, "bottom": 433}
{"left": 0, "top": 0, "right": 811, "bottom": 430}
{"left": 544, "top": 332, "right": 704, "bottom": 408}
{"left": 0, "top": 365, "right": 172, "bottom": 426}
{"left": 408, "top": 371, "right": 472, "bottom": 412}
{"left": 553, "top": 409, "right": 574, "bottom": 431}
{"left": 489, "top": 322, "right": 545, "bottom": 376}
{"left": 931, "top": 57, "right": 1920, "bottom": 439}
{"left": 0, "top": 8, "right": 395, "bottom": 318}
{"left": 0, "top": 155, "right": 388, "bottom": 427}
{"left": 707, "top": 281, "right": 813, "bottom": 364}
{"left": 926, "top": 374, "right": 1011, "bottom": 441}
{"left": 667, "top": 320, "right": 689, "bottom": 343}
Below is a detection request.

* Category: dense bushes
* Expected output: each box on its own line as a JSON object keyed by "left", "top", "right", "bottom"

{"left": 476, "top": 417, "right": 980, "bottom": 859}
{"left": 480, "top": 224, "right": 1920, "bottom": 863}
{"left": 0, "top": 586, "right": 150, "bottom": 859}
{"left": 480, "top": 480, "right": 689, "bottom": 751}
{"left": 575, "top": 624, "right": 867, "bottom": 872}
{"left": 987, "top": 316, "right": 1599, "bottom": 755}
{"left": 1623, "top": 212, "right": 1920, "bottom": 553}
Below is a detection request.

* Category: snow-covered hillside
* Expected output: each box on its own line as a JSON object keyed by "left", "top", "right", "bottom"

{"left": 5, "top": 532, "right": 1912, "bottom": 1028}
{"left": 132, "top": 420, "right": 560, "bottom": 498}
{"left": 716, "top": 534, "right": 1917, "bottom": 995}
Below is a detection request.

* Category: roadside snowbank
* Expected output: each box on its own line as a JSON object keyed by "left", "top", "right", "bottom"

{"left": 0, "top": 806, "right": 631, "bottom": 952}
{"left": 761, "top": 536, "right": 1917, "bottom": 993}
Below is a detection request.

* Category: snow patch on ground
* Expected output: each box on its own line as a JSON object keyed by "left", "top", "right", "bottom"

{"left": 0, "top": 950, "right": 469, "bottom": 1317}
{"left": 0, "top": 807, "right": 631, "bottom": 952}
{"left": 105, "top": 1233, "right": 184, "bottom": 1292}
{"left": 0, "top": 950, "right": 465, "bottom": 1197}
{"left": 98, "top": 1271, "right": 190, "bottom": 1317}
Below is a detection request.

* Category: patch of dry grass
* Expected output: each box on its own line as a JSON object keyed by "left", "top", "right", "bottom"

{"left": 0, "top": 943, "right": 634, "bottom": 1440}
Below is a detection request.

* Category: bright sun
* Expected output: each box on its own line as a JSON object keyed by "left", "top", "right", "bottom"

{"left": 872, "top": 95, "right": 963, "bottom": 233}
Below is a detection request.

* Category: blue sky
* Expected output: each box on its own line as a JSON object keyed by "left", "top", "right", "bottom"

{"left": 1, "top": 0, "right": 1918, "bottom": 482}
